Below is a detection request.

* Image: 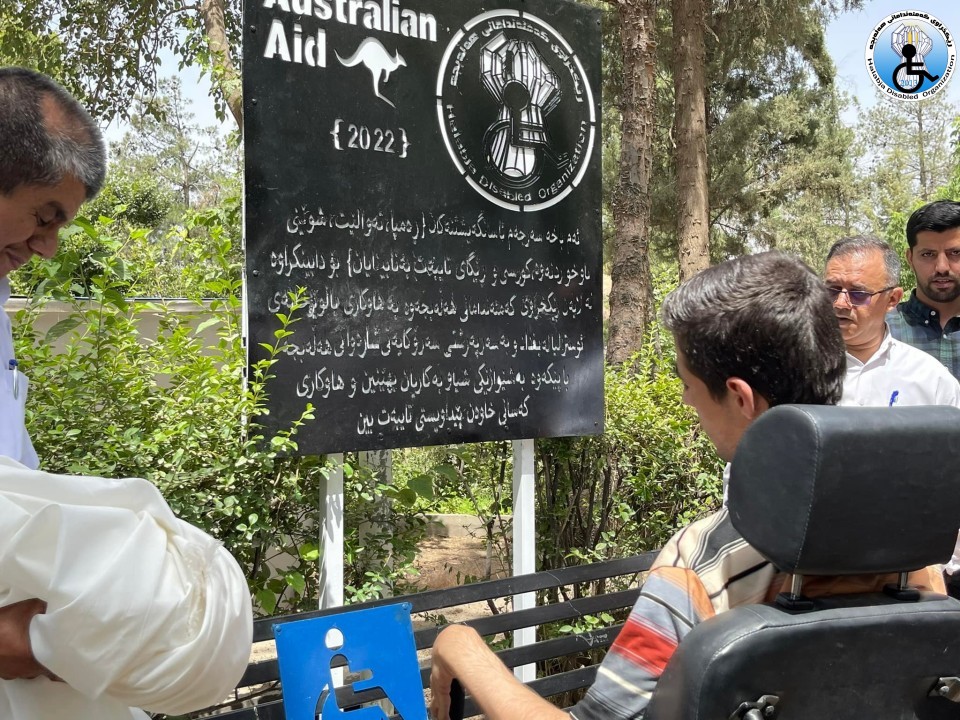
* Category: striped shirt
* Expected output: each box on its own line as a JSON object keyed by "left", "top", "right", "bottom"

{"left": 887, "top": 290, "right": 960, "bottom": 381}
{"left": 569, "top": 508, "right": 944, "bottom": 720}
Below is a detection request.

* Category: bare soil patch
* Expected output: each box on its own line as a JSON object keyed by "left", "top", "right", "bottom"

{"left": 410, "top": 533, "right": 509, "bottom": 625}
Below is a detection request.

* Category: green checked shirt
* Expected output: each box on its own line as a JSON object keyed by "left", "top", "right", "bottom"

{"left": 887, "top": 289, "right": 960, "bottom": 382}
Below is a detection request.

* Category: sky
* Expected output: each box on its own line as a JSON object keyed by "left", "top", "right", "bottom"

{"left": 106, "top": 1, "right": 960, "bottom": 144}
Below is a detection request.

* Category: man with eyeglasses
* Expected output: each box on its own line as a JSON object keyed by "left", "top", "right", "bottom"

{"left": 824, "top": 235, "right": 960, "bottom": 409}
{"left": 825, "top": 236, "right": 960, "bottom": 600}
{"left": 887, "top": 200, "right": 960, "bottom": 382}
{"left": 429, "top": 251, "right": 947, "bottom": 720}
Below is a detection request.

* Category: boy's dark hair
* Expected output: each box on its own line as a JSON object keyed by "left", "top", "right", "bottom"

{"left": 905, "top": 200, "right": 960, "bottom": 248}
{"left": 662, "top": 250, "right": 845, "bottom": 406}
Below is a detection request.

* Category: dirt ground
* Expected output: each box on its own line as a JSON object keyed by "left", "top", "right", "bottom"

{"left": 413, "top": 535, "right": 507, "bottom": 590}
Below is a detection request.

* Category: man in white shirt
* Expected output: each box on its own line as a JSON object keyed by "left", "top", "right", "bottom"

{"left": 0, "top": 66, "right": 105, "bottom": 467}
{"left": 824, "top": 235, "right": 960, "bottom": 599}
{"left": 824, "top": 235, "right": 960, "bottom": 409}
{"left": 0, "top": 67, "right": 253, "bottom": 719}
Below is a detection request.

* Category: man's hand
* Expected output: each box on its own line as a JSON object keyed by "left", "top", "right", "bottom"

{"left": 0, "top": 599, "right": 50, "bottom": 680}
{"left": 429, "top": 626, "right": 460, "bottom": 720}
{"left": 429, "top": 624, "right": 566, "bottom": 720}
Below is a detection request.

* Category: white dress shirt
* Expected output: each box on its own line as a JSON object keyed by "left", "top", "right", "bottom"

{"left": 838, "top": 325, "right": 960, "bottom": 575}
{"left": 839, "top": 326, "right": 960, "bottom": 409}
{"left": 0, "top": 278, "right": 38, "bottom": 468}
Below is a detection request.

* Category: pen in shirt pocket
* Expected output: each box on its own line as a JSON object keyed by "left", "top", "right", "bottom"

{"left": 8, "top": 358, "right": 19, "bottom": 400}
{"left": 888, "top": 390, "right": 899, "bottom": 407}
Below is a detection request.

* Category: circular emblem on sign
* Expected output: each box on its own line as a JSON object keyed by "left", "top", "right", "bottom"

{"left": 436, "top": 11, "right": 596, "bottom": 212}
{"left": 864, "top": 10, "right": 955, "bottom": 101}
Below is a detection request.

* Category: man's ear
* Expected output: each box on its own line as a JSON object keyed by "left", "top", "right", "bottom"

{"left": 725, "top": 377, "right": 769, "bottom": 420}
{"left": 886, "top": 286, "right": 904, "bottom": 309}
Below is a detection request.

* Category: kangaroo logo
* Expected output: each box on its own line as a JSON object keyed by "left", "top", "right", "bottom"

{"left": 337, "top": 38, "right": 406, "bottom": 108}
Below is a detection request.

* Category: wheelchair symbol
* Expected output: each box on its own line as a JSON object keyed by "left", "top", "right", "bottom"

{"left": 274, "top": 603, "right": 428, "bottom": 720}
{"left": 893, "top": 43, "right": 940, "bottom": 93}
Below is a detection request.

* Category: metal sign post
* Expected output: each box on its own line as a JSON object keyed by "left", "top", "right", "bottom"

{"left": 512, "top": 438, "right": 536, "bottom": 682}
{"left": 320, "top": 454, "right": 345, "bottom": 610}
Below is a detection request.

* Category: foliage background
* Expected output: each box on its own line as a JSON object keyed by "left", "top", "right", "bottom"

{"left": 12, "top": 212, "right": 427, "bottom": 615}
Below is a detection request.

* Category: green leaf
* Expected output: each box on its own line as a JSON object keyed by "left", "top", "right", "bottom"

{"left": 44, "top": 317, "right": 83, "bottom": 342}
{"left": 407, "top": 474, "right": 435, "bottom": 500}
{"left": 285, "top": 571, "right": 306, "bottom": 596}
{"left": 196, "top": 317, "right": 222, "bottom": 333}
{"left": 298, "top": 542, "right": 320, "bottom": 561}
{"left": 434, "top": 464, "right": 459, "bottom": 482}
{"left": 255, "top": 588, "right": 278, "bottom": 615}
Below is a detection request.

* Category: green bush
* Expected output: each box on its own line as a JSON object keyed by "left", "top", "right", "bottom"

{"left": 538, "top": 334, "right": 723, "bottom": 572}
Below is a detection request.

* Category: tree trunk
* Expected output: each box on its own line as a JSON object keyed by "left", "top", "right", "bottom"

{"left": 672, "top": 0, "right": 710, "bottom": 282}
{"left": 606, "top": 0, "right": 657, "bottom": 365}
{"left": 200, "top": 0, "right": 244, "bottom": 132}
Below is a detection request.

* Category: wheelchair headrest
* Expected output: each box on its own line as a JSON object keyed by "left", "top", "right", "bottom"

{"left": 728, "top": 404, "right": 960, "bottom": 576}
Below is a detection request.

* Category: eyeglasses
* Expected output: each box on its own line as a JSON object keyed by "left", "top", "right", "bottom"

{"left": 826, "top": 286, "right": 896, "bottom": 306}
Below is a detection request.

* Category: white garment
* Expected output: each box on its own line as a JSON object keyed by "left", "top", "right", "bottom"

{"left": 838, "top": 328, "right": 960, "bottom": 409}
{"left": 838, "top": 326, "right": 960, "bottom": 576}
{"left": 0, "top": 279, "right": 38, "bottom": 469}
{"left": 0, "top": 457, "right": 253, "bottom": 719}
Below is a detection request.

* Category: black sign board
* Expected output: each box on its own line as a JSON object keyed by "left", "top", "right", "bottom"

{"left": 244, "top": 0, "right": 603, "bottom": 453}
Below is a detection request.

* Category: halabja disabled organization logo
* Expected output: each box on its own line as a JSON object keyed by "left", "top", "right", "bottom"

{"left": 865, "top": 10, "right": 955, "bottom": 101}
{"left": 436, "top": 10, "right": 596, "bottom": 213}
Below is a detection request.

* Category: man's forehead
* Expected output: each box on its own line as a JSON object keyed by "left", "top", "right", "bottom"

{"left": 826, "top": 250, "right": 883, "bottom": 270}
{"left": 914, "top": 227, "right": 960, "bottom": 249}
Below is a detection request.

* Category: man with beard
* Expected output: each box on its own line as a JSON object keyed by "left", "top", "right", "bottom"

{"left": 887, "top": 202, "right": 960, "bottom": 600}
{"left": 888, "top": 200, "right": 960, "bottom": 381}
{"left": 428, "top": 252, "right": 945, "bottom": 720}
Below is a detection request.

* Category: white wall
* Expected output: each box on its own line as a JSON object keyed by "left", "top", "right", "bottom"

{"left": 5, "top": 297, "right": 223, "bottom": 352}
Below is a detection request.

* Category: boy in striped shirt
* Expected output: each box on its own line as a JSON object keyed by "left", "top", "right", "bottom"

{"left": 429, "top": 251, "right": 945, "bottom": 720}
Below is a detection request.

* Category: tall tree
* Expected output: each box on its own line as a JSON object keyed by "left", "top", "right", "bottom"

{"left": 856, "top": 91, "right": 956, "bottom": 232}
{"left": 606, "top": 0, "right": 659, "bottom": 364}
{"left": 111, "top": 78, "right": 240, "bottom": 213}
{"left": 671, "top": 0, "right": 709, "bottom": 281}
{"left": 641, "top": 0, "right": 860, "bottom": 269}
{"left": 4, "top": 0, "right": 242, "bottom": 128}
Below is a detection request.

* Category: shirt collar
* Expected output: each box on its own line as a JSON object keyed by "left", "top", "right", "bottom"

{"left": 903, "top": 288, "right": 940, "bottom": 320}
{"left": 0, "top": 277, "right": 9, "bottom": 305}
{"left": 846, "top": 324, "right": 893, "bottom": 368}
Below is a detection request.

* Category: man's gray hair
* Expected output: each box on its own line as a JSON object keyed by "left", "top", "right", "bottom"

{"left": 825, "top": 235, "right": 901, "bottom": 288}
{"left": 0, "top": 67, "right": 106, "bottom": 199}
